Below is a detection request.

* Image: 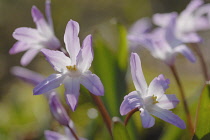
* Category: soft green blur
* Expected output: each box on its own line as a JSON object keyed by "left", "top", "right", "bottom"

{"left": 1, "top": 0, "right": 210, "bottom": 140}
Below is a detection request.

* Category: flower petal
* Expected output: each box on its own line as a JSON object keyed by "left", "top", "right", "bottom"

{"left": 129, "top": 17, "right": 152, "bottom": 36}
{"left": 9, "top": 42, "right": 31, "bottom": 54}
{"left": 33, "top": 74, "right": 65, "bottom": 95}
{"left": 31, "top": 6, "right": 52, "bottom": 35}
{"left": 183, "top": 0, "right": 203, "bottom": 15}
{"left": 150, "top": 106, "right": 186, "bottom": 129}
{"left": 11, "top": 66, "right": 44, "bottom": 86}
{"left": 13, "top": 27, "right": 43, "bottom": 43}
{"left": 130, "top": 53, "right": 148, "bottom": 94}
{"left": 80, "top": 71, "right": 104, "bottom": 96}
{"left": 76, "top": 35, "right": 93, "bottom": 72}
{"left": 157, "top": 94, "right": 179, "bottom": 109}
{"left": 64, "top": 77, "right": 80, "bottom": 111}
{"left": 64, "top": 20, "right": 80, "bottom": 65}
{"left": 49, "top": 94, "right": 70, "bottom": 126}
{"left": 20, "top": 49, "right": 39, "bottom": 66}
{"left": 120, "top": 91, "right": 143, "bottom": 115}
{"left": 45, "top": 130, "right": 67, "bottom": 140}
{"left": 180, "top": 33, "right": 202, "bottom": 43}
{"left": 41, "top": 48, "right": 71, "bottom": 72}
{"left": 140, "top": 108, "right": 155, "bottom": 128}
{"left": 174, "top": 44, "right": 196, "bottom": 63}
{"left": 45, "top": 0, "right": 53, "bottom": 30}
{"left": 147, "top": 75, "right": 166, "bottom": 98}
{"left": 152, "top": 12, "right": 178, "bottom": 27}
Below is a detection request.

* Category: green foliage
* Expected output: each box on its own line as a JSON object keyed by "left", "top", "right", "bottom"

{"left": 113, "top": 118, "right": 130, "bottom": 140}
{"left": 193, "top": 84, "right": 210, "bottom": 140}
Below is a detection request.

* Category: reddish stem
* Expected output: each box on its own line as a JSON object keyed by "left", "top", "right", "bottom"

{"left": 170, "top": 65, "right": 194, "bottom": 136}
{"left": 124, "top": 108, "right": 139, "bottom": 126}
{"left": 90, "top": 93, "right": 113, "bottom": 136}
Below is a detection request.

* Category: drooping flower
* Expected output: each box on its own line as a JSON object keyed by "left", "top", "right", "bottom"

{"left": 45, "top": 127, "right": 86, "bottom": 140}
{"left": 33, "top": 20, "right": 104, "bottom": 111}
{"left": 120, "top": 53, "right": 186, "bottom": 129}
{"left": 11, "top": 66, "right": 71, "bottom": 127}
{"left": 9, "top": 0, "right": 60, "bottom": 66}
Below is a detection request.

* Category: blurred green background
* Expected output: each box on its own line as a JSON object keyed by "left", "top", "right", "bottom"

{"left": 1, "top": 0, "right": 210, "bottom": 139}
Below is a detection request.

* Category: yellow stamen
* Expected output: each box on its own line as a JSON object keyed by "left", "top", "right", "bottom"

{"left": 152, "top": 95, "right": 159, "bottom": 104}
{"left": 66, "top": 65, "right": 77, "bottom": 71}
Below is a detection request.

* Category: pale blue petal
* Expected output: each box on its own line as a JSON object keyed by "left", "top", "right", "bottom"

{"left": 33, "top": 74, "right": 65, "bottom": 95}
{"left": 76, "top": 35, "right": 93, "bottom": 72}
{"left": 64, "top": 20, "right": 80, "bottom": 65}
{"left": 64, "top": 77, "right": 80, "bottom": 111}
{"left": 150, "top": 106, "right": 186, "bottom": 129}
{"left": 20, "top": 49, "right": 39, "bottom": 66}
{"left": 120, "top": 91, "right": 143, "bottom": 115}
{"left": 80, "top": 71, "right": 104, "bottom": 96}
{"left": 9, "top": 42, "right": 30, "bottom": 54}
{"left": 45, "top": 130, "right": 67, "bottom": 140}
{"left": 157, "top": 94, "right": 179, "bottom": 110}
{"left": 130, "top": 53, "right": 148, "bottom": 94}
{"left": 41, "top": 48, "right": 71, "bottom": 72}
{"left": 140, "top": 108, "right": 155, "bottom": 128}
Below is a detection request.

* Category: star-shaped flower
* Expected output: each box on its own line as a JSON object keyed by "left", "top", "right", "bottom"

{"left": 9, "top": 0, "right": 60, "bottom": 66}
{"left": 120, "top": 53, "right": 186, "bottom": 129}
{"left": 33, "top": 20, "right": 104, "bottom": 111}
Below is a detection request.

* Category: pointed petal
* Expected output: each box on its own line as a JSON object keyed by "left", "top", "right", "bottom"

{"left": 41, "top": 48, "right": 71, "bottom": 72}
{"left": 152, "top": 12, "right": 178, "bottom": 27}
{"left": 64, "top": 20, "right": 80, "bottom": 65}
{"left": 183, "top": 0, "right": 203, "bottom": 15}
{"left": 147, "top": 75, "right": 166, "bottom": 98}
{"left": 180, "top": 33, "right": 202, "bottom": 43}
{"left": 140, "top": 108, "right": 155, "bottom": 128}
{"left": 76, "top": 35, "right": 93, "bottom": 72}
{"left": 165, "top": 16, "right": 183, "bottom": 48}
{"left": 9, "top": 42, "right": 30, "bottom": 54}
{"left": 20, "top": 49, "right": 39, "bottom": 66}
{"left": 64, "top": 77, "right": 80, "bottom": 111}
{"left": 150, "top": 106, "right": 186, "bottom": 129}
{"left": 120, "top": 91, "right": 143, "bottom": 115}
{"left": 31, "top": 6, "right": 52, "bottom": 35}
{"left": 13, "top": 27, "right": 43, "bottom": 43}
{"left": 157, "top": 94, "right": 179, "bottom": 109}
{"left": 130, "top": 53, "right": 147, "bottom": 94}
{"left": 45, "top": 130, "right": 67, "bottom": 140}
{"left": 11, "top": 66, "right": 44, "bottom": 86}
{"left": 129, "top": 17, "right": 152, "bottom": 36}
{"left": 174, "top": 44, "right": 196, "bottom": 63}
{"left": 80, "top": 71, "right": 104, "bottom": 96}
{"left": 45, "top": 0, "right": 53, "bottom": 29}
{"left": 156, "top": 74, "right": 170, "bottom": 91}
{"left": 33, "top": 74, "right": 65, "bottom": 95}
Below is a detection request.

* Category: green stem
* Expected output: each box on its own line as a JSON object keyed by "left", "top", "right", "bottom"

{"left": 170, "top": 65, "right": 194, "bottom": 136}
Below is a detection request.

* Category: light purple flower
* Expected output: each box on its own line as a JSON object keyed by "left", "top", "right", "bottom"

{"left": 120, "top": 53, "right": 186, "bottom": 129}
{"left": 142, "top": 28, "right": 196, "bottom": 66}
{"left": 45, "top": 127, "right": 86, "bottom": 140}
{"left": 9, "top": 0, "right": 60, "bottom": 66}
{"left": 33, "top": 20, "right": 104, "bottom": 111}
{"left": 153, "top": 0, "right": 210, "bottom": 44}
{"left": 127, "top": 18, "right": 152, "bottom": 50}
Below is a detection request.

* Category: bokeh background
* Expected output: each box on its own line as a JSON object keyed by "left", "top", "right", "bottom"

{"left": 1, "top": 0, "right": 210, "bottom": 139}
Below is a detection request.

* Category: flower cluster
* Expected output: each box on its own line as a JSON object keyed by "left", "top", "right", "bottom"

{"left": 9, "top": 0, "right": 210, "bottom": 139}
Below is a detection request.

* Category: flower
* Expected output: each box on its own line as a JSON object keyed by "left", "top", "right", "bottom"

{"left": 127, "top": 18, "right": 152, "bottom": 51}
{"left": 9, "top": 0, "right": 60, "bottom": 66}
{"left": 45, "top": 127, "right": 86, "bottom": 140}
{"left": 120, "top": 53, "right": 186, "bottom": 129}
{"left": 153, "top": 0, "right": 210, "bottom": 44}
{"left": 11, "top": 66, "right": 71, "bottom": 126}
{"left": 33, "top": 20, "right": 104, "bottom": 111}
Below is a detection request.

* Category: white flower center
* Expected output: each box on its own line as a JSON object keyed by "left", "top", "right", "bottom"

{"left": 66, "top": 65, "right": 81, "bottom": 77}
{"left": 143, "top": 95, "right": 159, "bottom": 107}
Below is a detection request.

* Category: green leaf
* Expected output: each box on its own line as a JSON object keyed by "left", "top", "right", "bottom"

{"left": 193, "top": 84, "right": 210, "bottom": 140}
{"left": 117, "top": 24, "right": 128, "bottom": 70}
{"left": 113, "top": 118, "right": 130, "bottom": 140}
